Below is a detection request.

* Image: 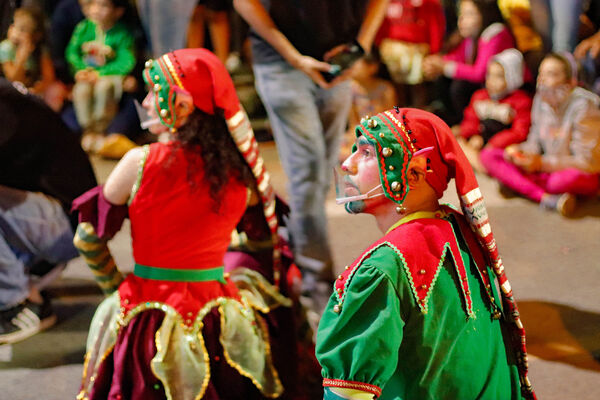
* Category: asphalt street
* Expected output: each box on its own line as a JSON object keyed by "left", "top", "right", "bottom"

{"left": 1, "top": 143, "right": 599, "bottom": 400}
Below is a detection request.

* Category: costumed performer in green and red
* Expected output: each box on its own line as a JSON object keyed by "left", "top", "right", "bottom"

{"left": 315, "top": 107, "right": 536, "bottom": 399}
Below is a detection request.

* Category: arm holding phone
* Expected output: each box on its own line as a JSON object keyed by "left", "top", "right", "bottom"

{"left": 234, "top": 0, "right": 388, "bottom": 88}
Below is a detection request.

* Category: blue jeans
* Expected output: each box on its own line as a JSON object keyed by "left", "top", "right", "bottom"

{"left": 529, "top": 0, "right": 583, "bottom": 52}
{"left": 0, "top": 185, "right": 78, "bottom": 309}
{"left": 136, "top": 0, "right": 197, "bottom": 57}
{"left": 253, "top": 62, "right": 352, "bottom": 281}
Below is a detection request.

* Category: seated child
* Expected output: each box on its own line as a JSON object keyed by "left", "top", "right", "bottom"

{"left": 66, "top": 0, "right": 135, "bottom": 147}
{"left": 342, "top": 52, "right": 397, "bottom": 161}
{"left": 376, "top": 0, "right": 445, "bottom": 107}
{"left": 480, "top": 52, "right": 600, "bottom": 216}
{"left": 0, "top": 6, "right": 66, "bottom": 111}
{"left": 423, "top": 0, "right": 515, "bottom": 126}
{"left": 459, "top": 48, "right": 532, "bottom": 169}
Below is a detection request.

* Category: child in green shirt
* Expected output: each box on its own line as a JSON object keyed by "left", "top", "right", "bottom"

{"left": 66, "top": 0, "right": 135, "bottom": 142}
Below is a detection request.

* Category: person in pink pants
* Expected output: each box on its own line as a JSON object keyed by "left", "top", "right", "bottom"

{"left": 481, "top": 52, "right": 600, "bottom": 216}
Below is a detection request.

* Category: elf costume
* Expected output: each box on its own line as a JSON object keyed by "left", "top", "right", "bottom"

{"left": 316, "top": 108, "right": 536, "bottom": 400}
{"left": 73, "top": 49, "right": 294, "bottom": 400}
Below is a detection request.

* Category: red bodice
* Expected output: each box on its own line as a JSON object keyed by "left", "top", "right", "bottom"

{"left": 120, "top": 142, "right": 247, "bottom": 318}
{"left": 129, "top": 142, "right": 247, "bottom": 270}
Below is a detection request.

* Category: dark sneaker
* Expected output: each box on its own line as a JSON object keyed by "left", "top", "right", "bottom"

{"left": 0, "top": 298, "right": 56, "bottom": 344}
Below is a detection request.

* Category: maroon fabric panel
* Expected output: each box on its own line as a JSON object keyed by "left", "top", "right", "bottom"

{"left": 87, "top": 308, "right": 274, "bottom": 400}
{"left": 89, "top": 309, "right": 166, "bottom": 400}
{"left": 71, "top": 185, "right": 128, "bottom": 239}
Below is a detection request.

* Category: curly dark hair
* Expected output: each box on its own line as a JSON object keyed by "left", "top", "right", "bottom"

{"left": 169, "top": 108, "right": 256, "bottom": 212}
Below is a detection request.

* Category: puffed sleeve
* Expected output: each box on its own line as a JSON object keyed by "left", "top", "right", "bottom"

{"left": 72, "top": 185, "right": 127, "bottom": 239}
{"left": 316, "top": 263, "right": 404, "bottom": 399}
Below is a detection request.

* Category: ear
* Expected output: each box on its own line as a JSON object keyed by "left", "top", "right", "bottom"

{"left": 173, "top": 90, "right": 195, "bottom": 125}
{"left": 406, "top": 156, "right": 428, "bottom": 190}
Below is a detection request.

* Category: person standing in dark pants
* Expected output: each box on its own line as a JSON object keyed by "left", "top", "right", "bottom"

{"left": 234, "top": 0, "right": 389, "bottom": 316}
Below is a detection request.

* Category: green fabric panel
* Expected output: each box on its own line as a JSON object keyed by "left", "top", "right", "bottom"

{"left": 65, "top": 19, "right": 135, "bottom": 76}
{"left": 316, "top": 217, "right": 524, "bottom": 400}
{"left": 134, "top": 264, "right": 226, "bottom": 284}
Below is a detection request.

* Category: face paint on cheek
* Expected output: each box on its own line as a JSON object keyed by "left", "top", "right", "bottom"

{"left": 345, "top": 199, "right": 366, "bottom": 214}
{"left": 341, "top": 177, "right": 366, "bottom": 214}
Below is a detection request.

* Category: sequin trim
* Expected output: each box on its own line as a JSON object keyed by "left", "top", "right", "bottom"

{"left": 128, "top": 144, "right": 150, "bottom": 205}
{"left": 323, "top": 379, "right": 382, "bottom": 397}
{"left": 218, "top": 304, "right": 283, "bottom": 398}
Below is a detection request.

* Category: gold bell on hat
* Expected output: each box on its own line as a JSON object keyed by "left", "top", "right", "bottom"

{"left": 391, "top": 181, "right": 401, "bottom": 191}
{"left": 160, "top": 109, "right": 168, "bottom": 117}
{"left": 154, "top": 83, "right": 161, "bottom": 91}
{"left": 382, "top": 147, "right": 393, "bottom": 157}
{"left": 368, "top": 118, "right": 378, "bottom": 128}
{"left": 145, "top": 59, "right": 153, "bottom": 68}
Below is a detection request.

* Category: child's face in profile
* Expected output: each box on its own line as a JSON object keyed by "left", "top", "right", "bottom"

{"left": 351, "top": 59, "right": 378, "bottom": 81}
{"left": 88, "top": 0, "right": 122, "bottom": 28}
{"left": 7, "top": 13, "right": 37, "bottom": 45}
{"left": 486, "top": 62, "right": 507, "bottom": 99}
{"left": 458, "top": 0, "right": 482, "bottom": 39}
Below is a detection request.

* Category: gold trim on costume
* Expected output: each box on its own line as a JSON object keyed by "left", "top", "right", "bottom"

{"left": 163, "top": 54, "right": 184, "bottom": 90}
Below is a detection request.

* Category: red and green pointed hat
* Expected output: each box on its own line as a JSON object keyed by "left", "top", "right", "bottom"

{"left": 142, "top": 48, "right": 282, "bottom": 283}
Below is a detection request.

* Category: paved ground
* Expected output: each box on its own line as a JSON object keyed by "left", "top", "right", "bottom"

{"left": 1, "top": 142, "right": 600, "bottom": 399}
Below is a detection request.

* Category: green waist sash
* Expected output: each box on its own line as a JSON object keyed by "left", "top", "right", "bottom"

{"left": 134, "top": 263, "right": 226, "bottom": 284}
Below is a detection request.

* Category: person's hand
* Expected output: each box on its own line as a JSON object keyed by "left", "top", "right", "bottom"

{"left": 468, "top": 135, "right": 484, "bottom": 150}
{"left": 123, "top": 75, "right": 137, "bottom": 92}
{"left": 574, "top": 32, "right": 600, "bottom": 60}
{"left": 423, "top": 54, "right": 444, "bottom": 80}
{"left": 323, "top": 43, "right": 364, "bottom": 87}
{"left": 15, "top": 38, "right": 35, "bottom": 64}
{"left": 323, "top": 43, "right": 350, "bottom": 62}
{"left": 74, "top": 69, "right": 89, "bottom": 82}
{"left": 290, "top": 54, "right": 333, "bottom": 88}
{"left": 504, "top": 144, "right": 521, "bottom": 162}
{"left": 75, "top": 69, "right": 98, "bottom": 83}
{"left": 511, "top": 151, "right": 542, "bottom": 172}
{"left": 87, "top": 70, "right": 99, "bottom": 83}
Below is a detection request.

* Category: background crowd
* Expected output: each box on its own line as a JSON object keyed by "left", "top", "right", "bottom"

{"left": 1, "top": 0, "right": 600, "bottom": 367}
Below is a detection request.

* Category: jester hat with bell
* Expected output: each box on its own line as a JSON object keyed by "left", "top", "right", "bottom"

{"left": 354, "top": 107, "right": 535, "bottom": 399}
{"left": 142, "top": 48, "right": 282, "bottom": 282}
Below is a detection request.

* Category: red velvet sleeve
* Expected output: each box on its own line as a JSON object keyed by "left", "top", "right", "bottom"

{"left": 487, "top": 91, "right": 533, "bottom": 148}
{"left": 426, "top": 2, "right": 445, "bottom": 54}
{"left": 71, "top": 185, "right": 128, "bottom": 239}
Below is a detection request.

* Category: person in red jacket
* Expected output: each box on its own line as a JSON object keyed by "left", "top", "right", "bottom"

{"left": 458, "top": 48, "right": 532, "bottom": 170}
